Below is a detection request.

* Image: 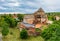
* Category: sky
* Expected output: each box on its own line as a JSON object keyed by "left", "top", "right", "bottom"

{"left": 0, "top": 0, "right": 60, "bottom": 14}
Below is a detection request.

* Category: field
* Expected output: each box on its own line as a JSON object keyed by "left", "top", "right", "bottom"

{"left": 2, "top": 28, "right": 44, "bottom": 41}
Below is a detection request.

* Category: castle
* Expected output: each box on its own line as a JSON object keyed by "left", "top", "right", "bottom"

{"left": 20, "top": 8, "right": 48, "bottom": 28}
{"left": 19, "top": 8, "right": 48, "bottom": 36}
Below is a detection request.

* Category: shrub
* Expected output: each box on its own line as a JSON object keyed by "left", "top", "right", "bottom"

{"left": 35, "top": 28, "right": 41, "bottom": 32}
{"left": 2, "top": 22, "right": 9, "bottom": 37}
{"left": 35, "top": 28, "right": 41, "bottom": 36}
{"left": 48, "top": 16, "right": 54, "bottom": 21}
{"left": 20, "top": 29, "right": 28, "bottom": 39}
{"left": 17, "top": 14, "right": 24, "bottom": 22}
{"left": 41, "top": 21, "right": 60, "bottom": 41}
{"left": 4, "top": 16, "right": 17, "bottom": 28}
{"left": 2, "top": 27, "right": 9, "bottom": 36}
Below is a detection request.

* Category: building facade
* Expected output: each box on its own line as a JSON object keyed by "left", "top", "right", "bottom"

{"left": 19, "top": 8, "right": 48, "bottom": 36}
{"left": 20, "top": 8, "right": 48, "bottom": 28}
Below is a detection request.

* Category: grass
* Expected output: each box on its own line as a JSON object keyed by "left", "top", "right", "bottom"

{"left": 2, "top": 27, "right": 44, "bottom": 41}
{"left": 3, "top": 28, "right": 20, "bottom": 41}
{"left": 20, "top": 36, "right": 44, "bottom": 41}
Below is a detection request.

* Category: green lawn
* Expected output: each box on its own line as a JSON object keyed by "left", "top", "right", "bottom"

{"left": 2, "top": 28, "right": 44, "bottom": 41}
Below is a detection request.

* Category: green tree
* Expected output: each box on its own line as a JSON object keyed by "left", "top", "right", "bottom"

{"left": 17, "top": 14, "right": 24, "bottom": 22}
{"left": 1, "top": 21, "right": 9, "bottom": 37}
{"left": 41, "top": 21, "right": 60, "bottom": 41}
{"left": 20, "top": 29, "right": 28, "bottom": 39}
{"left": 0, "top": 15, "right": 9, "bottom": 37}
{"left": 4, "top": 16, "right": 17, "bottom": 28}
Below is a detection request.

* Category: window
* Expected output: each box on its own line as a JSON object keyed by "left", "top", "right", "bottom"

{"left": 37, "top": 15, "right": 41, "bottom": 18}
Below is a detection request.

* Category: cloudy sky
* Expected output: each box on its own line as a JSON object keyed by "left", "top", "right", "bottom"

{"left": 0, "top": 0, "right": 60, "bottom": 13}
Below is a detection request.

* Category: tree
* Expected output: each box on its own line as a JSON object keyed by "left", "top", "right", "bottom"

{"left": 4, "top": 16, "right": 17, "bottom": 28}
{"left": 0, "top": 15, "right": 9, "bottom": 37}
{"left": 1, "top": 21, "right": 9, "bottom": 37}
{"left": 20, "top": 29, "right": 28, "bottom": 39}
{"left": 41, "top": 21, "right": 60, "bottom": 41}
{"left": 2, "top": 26, "right": 9, "bottom": 37}
{"left": 17, "top": 14, "right": 24, "bottom": 22}
{"left": 48, "top": 15, "right": 54, "bottom": 21}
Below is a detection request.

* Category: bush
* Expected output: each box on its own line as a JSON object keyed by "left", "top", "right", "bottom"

{"left": 4, "top": 16, "right": 17, "bottom": 28}
{"left": 35, "top": 28, "right": 41, "bottom": 36}
{"left": 2, "top": 22, "right": 9, "bottom": 37}
{"left": 17, "top": 14, "right": 24, "bottom": 22}
{"left": 35, "top": 28, "right": 41, "bottom": 32}
{"left": 2, "top": 27, "right": 9, "bottom": 36}
{"left": 48, "top": 16, "right": 54, "bottom": 21}
{"left": 20, "top": 29, "right": 28, "bottom": 39}
{"left": 41, "top": 21, "right": 60, "bottom": 41}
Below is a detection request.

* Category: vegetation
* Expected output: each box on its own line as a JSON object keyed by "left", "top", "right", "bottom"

{"left": 46, "top": 12, "right": 60, "bottom": 16}
{"left": 46, "top": 12, "right": 60, "bottom": 21}
{"left": 41, "top": 21, "right": 60, "bottom": 41}
{"left": 0, "top": 19, "right": 9, "bottom": 37}
{"left": 0, "top": 12, "right": 60, "bottom": 41}
{"left": 4, "top": 15, "right": 17, "bottom": 28}
{"left": 17, "top": 14, "right": 24, "bottom": 22}
{"left": 48, "top": 15, "right": 54, "bottom": 21}
{"left": 2, "top": 23, "right": 9, "bottom": 37}
{"left": 20, "top": 29, "right": 28, "bottom": 39}
{"left": 2, "top": 28, "right": 44, "bottom": 41}
{"left": 35, "top": 28, "right": 41, "bottom": 32}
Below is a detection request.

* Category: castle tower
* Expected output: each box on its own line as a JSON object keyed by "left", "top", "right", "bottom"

{"left": 34, "top": 8, "right": 45, "bottom": 16}
{"left": 33, "top": 8, "right": 47, "bottom": 24}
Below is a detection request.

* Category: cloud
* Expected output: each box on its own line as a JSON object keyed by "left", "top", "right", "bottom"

{"left": 40, "top": 0, "right": 60, "bottom": 12}
{"left": 0, "top": 0, "right": 60, "bottom": 14}
{"left": 0, "top": 6, "right": 7, "bottom": 10}
{"left": 3, "top": 2, "right": 20, "bottom": 7}
{"left": 0, "top": 0, "right": 5, "bottom": 2}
